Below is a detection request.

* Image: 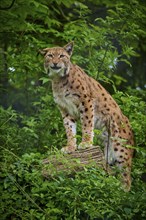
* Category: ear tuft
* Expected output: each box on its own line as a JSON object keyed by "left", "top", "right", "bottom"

{"left": 64, "top": 42, "right": 74, "bottom": 56}
{"left": 38, "top": 48, "right": 48, "bottom": 56}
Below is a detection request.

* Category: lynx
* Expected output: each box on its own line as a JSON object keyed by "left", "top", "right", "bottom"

{"left": 40, "top": 42, "right": 134, "bottom": 191}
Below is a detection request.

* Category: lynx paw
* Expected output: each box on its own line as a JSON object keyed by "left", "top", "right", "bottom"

{"left": 78, "top": 142, "right": 92, "bottom": 150}
{"left": 61, "top": 146, "right": 77, "bottom": 154}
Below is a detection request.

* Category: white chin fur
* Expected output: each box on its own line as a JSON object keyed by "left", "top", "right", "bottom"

{"left": 48, "top": 67, "right": 68, "bottom": 78}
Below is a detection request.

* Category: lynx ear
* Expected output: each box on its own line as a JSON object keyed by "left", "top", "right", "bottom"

{"left": 64, "top": 42, "right": 74, "bottom": 56}
{"left": 38, "top": 48, "right": 49, "bottom": 56}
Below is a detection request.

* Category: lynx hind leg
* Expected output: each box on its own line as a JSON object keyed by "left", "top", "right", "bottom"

{"left": 116, "top": 159, "right": 132, "bottom": 192}
{"left": 122, "top": 166, "right": 132, "bottom": 192}
{"left": 113, "top": 141, "right": 133, "bottom": 191}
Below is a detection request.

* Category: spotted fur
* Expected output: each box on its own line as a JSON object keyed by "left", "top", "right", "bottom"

{"left": 40, "top": 42, "right": 134, "bottom": 191}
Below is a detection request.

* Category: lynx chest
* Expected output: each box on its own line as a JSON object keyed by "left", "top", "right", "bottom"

{"left": 52, "top": 83, "right": 80, "bottom": 118}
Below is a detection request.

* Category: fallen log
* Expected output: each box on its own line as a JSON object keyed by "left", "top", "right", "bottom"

{"left": 42, "top": 146, "right": 110, "bottom": 178}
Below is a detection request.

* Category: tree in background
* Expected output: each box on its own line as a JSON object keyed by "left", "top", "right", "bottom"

{"left": 0, "top": 0, "right": 146, "bottom": 108}
{"left": 0, "top": 0, "right": 146, "bottom": 152}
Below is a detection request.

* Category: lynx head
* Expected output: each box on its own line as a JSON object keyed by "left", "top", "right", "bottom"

{"left": 40, "top": 42, "right": 73, "bottom": 79}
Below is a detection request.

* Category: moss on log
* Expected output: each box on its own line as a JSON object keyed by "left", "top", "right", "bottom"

{"left": 42, "top": 146, "right": 110, "bottom": 178}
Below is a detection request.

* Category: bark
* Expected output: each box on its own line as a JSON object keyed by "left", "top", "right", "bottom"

{"left": 42, "top": 146, "right": 110, "bottom": 178}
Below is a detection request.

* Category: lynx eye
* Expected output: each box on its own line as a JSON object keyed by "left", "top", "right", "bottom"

{"left": 60, "top": 54, "right": 65, "bottom": 58}
{"left": 47, "top": 54, "right": 53, "bottom": 58}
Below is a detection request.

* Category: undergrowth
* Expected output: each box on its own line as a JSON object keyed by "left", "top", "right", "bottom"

{"left": 0, "top": 90, "right": 146, "bottom": 220}
{"left": 1, "top": 149, "right": 146, "bottom": 220}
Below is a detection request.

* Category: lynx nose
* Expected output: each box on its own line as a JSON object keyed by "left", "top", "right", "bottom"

{"left": 53, "top": 63, "right": 58, "bottom": 67}
{"left": 51, "top": 63, "right": 61, "bottom": 70}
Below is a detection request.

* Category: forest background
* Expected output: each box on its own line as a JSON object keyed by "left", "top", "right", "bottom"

{"left": 0, "top": 0, "right": 146, "bottom": 219}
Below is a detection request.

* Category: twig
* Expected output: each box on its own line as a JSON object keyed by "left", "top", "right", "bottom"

{"left": 0, "top": 0, "right": 15, "bottom": 10}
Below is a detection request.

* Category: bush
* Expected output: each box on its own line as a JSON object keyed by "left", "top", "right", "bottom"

{"left": 1, "top": 147, "right": 146, "bottom": 219}
{"left": 1, "top": 0, "right": 146, "bottom": 219}
{"left": 0, "top": 88, "right": 146, "bottom": 219}
{"left": 0, "top": 91, "right": 66, "bottom": 156}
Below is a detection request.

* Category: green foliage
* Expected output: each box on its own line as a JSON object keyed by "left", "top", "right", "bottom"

{"left": 0, "top": 92, "right": 65, "bottom": 155}
{"left": 1, "top": 150, "right": 146, "bottom": 220}
{"left": 1, "top": 89, "right": 146, "bottom": 219}
{"left": 113, "top": 90, "right": 146, "bottom": 147}
{"left": 0, "top": 106, "right": 20, "bottom": 152}
{"left": 0, "top": 0, "right": 146, "bottom": 219}
{"left": 1, "top": 0, "right": 146, "bottom": 111}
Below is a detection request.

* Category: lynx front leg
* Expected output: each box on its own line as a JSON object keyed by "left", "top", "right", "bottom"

{"left": 60, "top": 110, "right": 77, "bottom": 153}
{"left": 78, "top": 100, "right": 94, "bottom": 149}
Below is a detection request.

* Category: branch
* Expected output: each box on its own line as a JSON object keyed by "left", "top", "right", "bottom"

{"left": 96, "top": 43, "right": 109, "bottom": 80}
{"left": 0, "top": 0, "right": 15, "bottom": 10}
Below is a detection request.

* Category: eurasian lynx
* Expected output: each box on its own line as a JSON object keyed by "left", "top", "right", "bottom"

{"left": 40, "top": 42, "right": 134, "bottom": 191}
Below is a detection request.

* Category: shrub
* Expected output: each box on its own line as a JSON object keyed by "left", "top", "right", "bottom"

{"left": 1, "top": 147, "right": 146, "bottom": 220}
